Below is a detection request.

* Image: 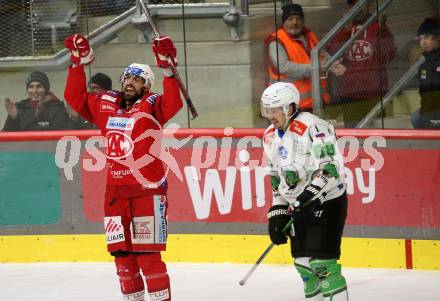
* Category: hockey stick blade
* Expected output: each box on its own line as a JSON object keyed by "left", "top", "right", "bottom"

{"left": 238, "top": 187, "right": 329, "bottom": 286}
{"left": 138, "top": 0, "right": 198, "bottom": 119}
{"left": 238, "top": 219, "right": 293, "bottom": 286}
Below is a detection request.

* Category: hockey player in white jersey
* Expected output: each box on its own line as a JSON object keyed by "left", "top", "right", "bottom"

{"left": 261, "top": 82, "right": 348, "bottom": 301}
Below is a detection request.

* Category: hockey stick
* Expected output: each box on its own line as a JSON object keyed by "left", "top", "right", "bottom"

{"left": 138, "top": 0, "right": 198, "bottom": 119}
{"left": 238, "top": 185, "right": 330, "bottom": 286}
{"left": 238, "top": 218, "right": 293, "bottom": 286}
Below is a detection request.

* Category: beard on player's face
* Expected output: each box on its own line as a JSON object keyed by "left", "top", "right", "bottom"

{"left": 122, "top": 79, "right": 145, "bottom": 105}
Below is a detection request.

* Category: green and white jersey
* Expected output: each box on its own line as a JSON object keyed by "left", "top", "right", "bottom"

{"left": 263, "top": 112, "right": 346, "bottom": 206}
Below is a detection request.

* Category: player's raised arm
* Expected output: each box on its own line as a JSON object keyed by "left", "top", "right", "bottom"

{"left": 63, "top": 34, "right": 98, "bottom": 123}
{"left": 151, "top": 36, "right": 183, "bottom": 124}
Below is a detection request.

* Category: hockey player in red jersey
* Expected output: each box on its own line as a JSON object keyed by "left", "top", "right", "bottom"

{"left": 64, "top": 33, "right": 182, "bottom": 301}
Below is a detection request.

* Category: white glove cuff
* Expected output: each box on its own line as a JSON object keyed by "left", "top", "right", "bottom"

{"left": 162, "top": 68, "right": 174, "bottom": 77}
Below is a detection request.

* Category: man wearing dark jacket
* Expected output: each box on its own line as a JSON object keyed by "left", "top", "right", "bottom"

{"left": 411, "top": 17, "right": 440, "bottom": 129}
{"left": 2, "top": 71, "right": 70, "bottom": 131}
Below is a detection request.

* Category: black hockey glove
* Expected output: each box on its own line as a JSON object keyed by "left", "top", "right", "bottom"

{"left": 267, "top": 205, "right": 291, "bottom": 245}
{"left": 290, "top": 184, "right": 324, "bottom": 219}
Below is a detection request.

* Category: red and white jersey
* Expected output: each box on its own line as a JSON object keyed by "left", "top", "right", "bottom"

{"left": 64, "top": 65, "right": 183, "bottom": 198}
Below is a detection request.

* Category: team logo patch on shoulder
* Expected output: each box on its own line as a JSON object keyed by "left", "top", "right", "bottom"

{"left": 290, "top": 120, "right": 308, "bottom": 135}
{"left": 102, "top": 94, "right": 117, "bottom": 103}
{"left": 278, "top": 146, "right": 288, "bottom": 159}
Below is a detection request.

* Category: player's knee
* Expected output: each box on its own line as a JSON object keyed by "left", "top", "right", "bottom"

{"left": 310, "top": 259, "right": 347, "bottom": 299}
{"left": 136, "top": 252, "right": 171, "bottom": 301}
{"left": 114, "top": 252, "right": 145, "bottom": 299}
{"left": 294, "top": 257, "right": 321, "bottom": 299}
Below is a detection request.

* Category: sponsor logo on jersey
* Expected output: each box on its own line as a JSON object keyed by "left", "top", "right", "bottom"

{"left": 100, "top": 102, "right": 116, "bottom": 112}
{"left": 315, "top": 132, "right": 325, "bottom": 138}
{"left": 290, "top": 120, "right": 307, "bottom": 136}
{"left": 129, "top": 107, "right": 141, "bottom": 113}
{"left": 101, "top": 94, "right": 117, "bottom": 103}
{"left": 105, "top": 131, "right": 134, "bottom": 159}
{"left": 346, "top": 39, "right": 373, "bottom": 61}
{"left": 111, "top": 168, "right": 134, "bottom": 179}
{"left": 131, "top": 216, "right": 154, "bottom": 244}
{"left": 106, "top": 117, "right": 135, "bottom": 130}
{"left": 104, "top": 216, "right": 125, "bottom": 244}
{"left": 278, "top": 146, "right": 288, "bottom": 159}
{"left": 154, "top": 195, "right": 167, "bottom": 244}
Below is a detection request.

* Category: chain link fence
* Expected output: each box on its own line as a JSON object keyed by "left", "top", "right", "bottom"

{"left": 0, "top": 0, "right": 203, "bottom": 58}
{"left": 320, "top": 0, "right": 438, "bottom": 128}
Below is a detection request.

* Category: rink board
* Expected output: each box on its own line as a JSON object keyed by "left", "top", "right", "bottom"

{"left": 1, "top": 129, "right": 440, "bottom": 270}
{"left": 0, "top": 234, "right": 439, "bottom": 270}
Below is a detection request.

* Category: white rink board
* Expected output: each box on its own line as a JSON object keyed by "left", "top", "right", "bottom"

{"left": 1, "top": 263, "right": 440, "bottom": 301}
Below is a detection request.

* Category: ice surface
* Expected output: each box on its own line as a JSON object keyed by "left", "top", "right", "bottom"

{"left": 1, "top": 263, "right": 439, "bottom": 301}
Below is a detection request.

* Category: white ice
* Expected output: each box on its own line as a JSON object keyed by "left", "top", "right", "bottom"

{"left": 1, "top": 263, "right": 439, "bottom": 301}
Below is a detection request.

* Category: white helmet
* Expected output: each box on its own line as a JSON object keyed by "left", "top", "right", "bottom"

{"left": 122, "top": 63, "right": 155, "bottom": 87}
{"left": 260, "top": 82, "right": 300, "bottom": 118}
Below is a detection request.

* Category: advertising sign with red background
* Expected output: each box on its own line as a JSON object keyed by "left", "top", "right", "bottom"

{"left": 80, "top": 131, "right": 440, "bottom": 229}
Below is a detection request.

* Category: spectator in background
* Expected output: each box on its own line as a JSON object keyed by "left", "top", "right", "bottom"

{"left": 89, "top": 72, "right": 112, "bottom": 94}
{"left": 2, "top": 71, "right": 70, "bottom": 131}
{"left": 411, "top": 17, "right": 440, "bottom": 129}
{"left": 265, "top": 3, "right": 346, "bottom": 112}
{"left": 68, "top": 72, "right": 112, "bottom": 129}
{"left": 327, "top": 0, "right": 396, "bottom": 128}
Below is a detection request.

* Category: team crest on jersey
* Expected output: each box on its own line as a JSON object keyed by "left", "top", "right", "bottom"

{"left": 104, "top": 216, "right": 125, "bottom": 244}
{"left": 290, "top": 120, "right": 307, "bottom": 136}
{"left": 106, "top": 116, "right": 135, "bottom": 130}
{"left": 278, "top": 146, "right": 288, "bottom": 159}
{"left": 105, "top": 131, "right": 134, "bottom": 159}
{"left": 346, "top": 40, "right": 373, "bottom": 61}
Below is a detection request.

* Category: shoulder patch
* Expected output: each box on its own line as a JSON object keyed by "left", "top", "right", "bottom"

{"left": 146, "top": 93, "right": 161, "bottom": 105}
{"left": 290, "top": 120, "right": 308, "bottom": 136}
{"left": 263, "top": 127, "right": 276, "bottom": 144}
